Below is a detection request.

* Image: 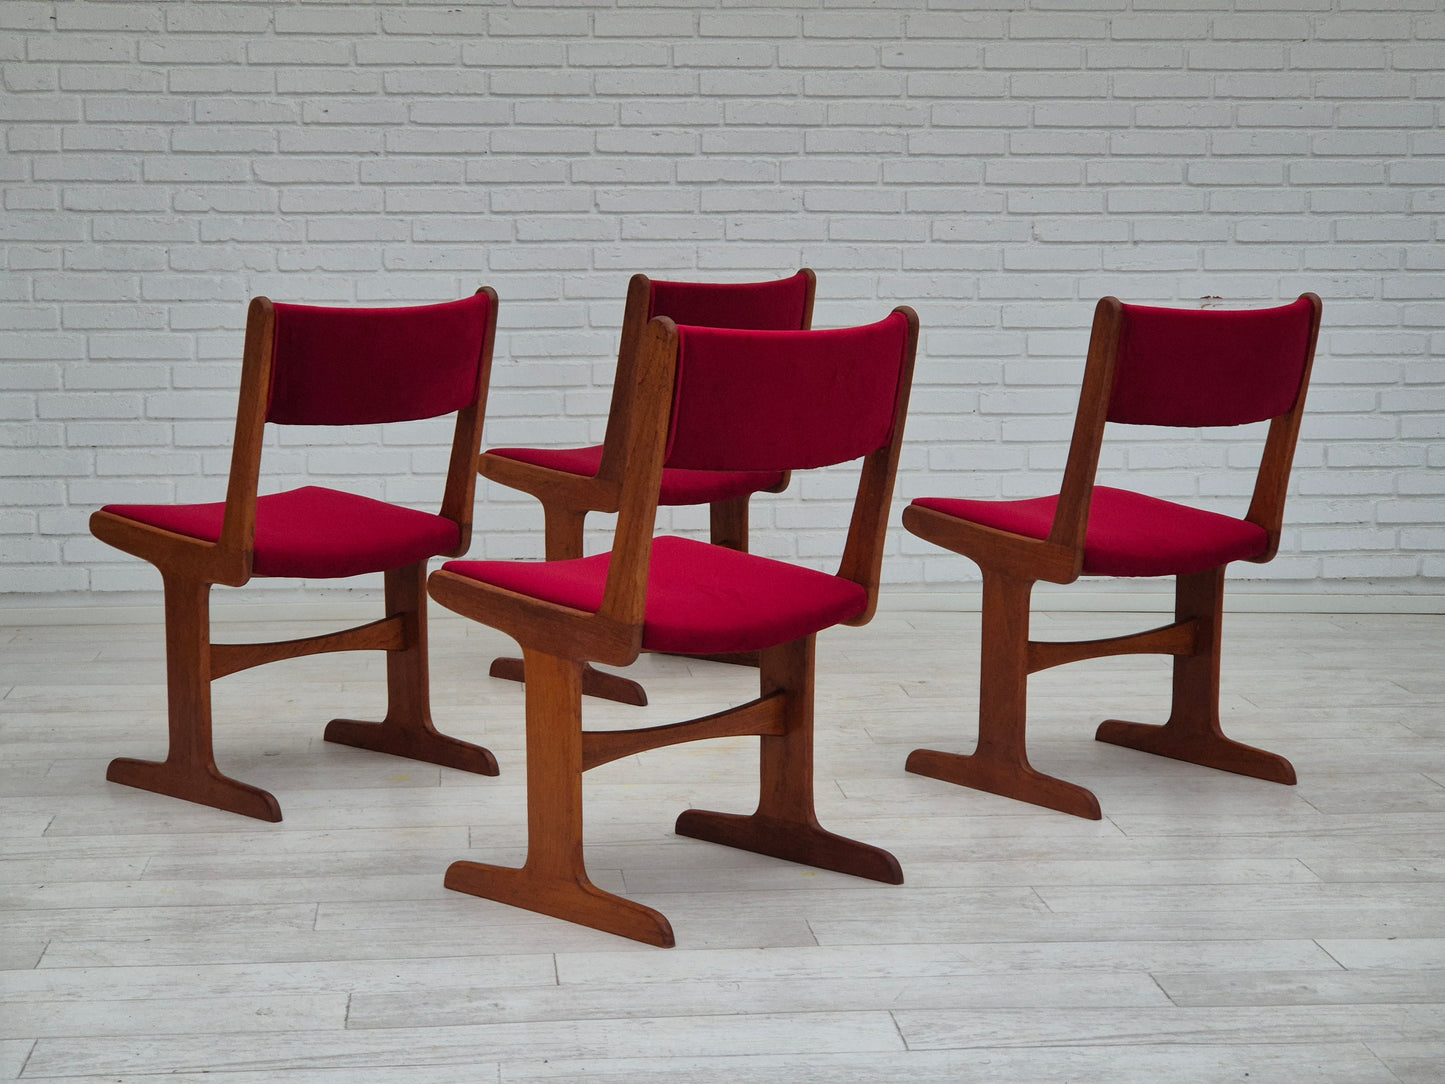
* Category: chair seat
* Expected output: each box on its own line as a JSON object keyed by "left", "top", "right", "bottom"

{"left": 487, "top": 445, "right": 785, "bottom": 506}
{"left": 442, "top": 535, "right": 868, "bottom": 655}
{"left": 911, "top": 486, "right": 1268, "bottom": 577}
{"left": 102, "top": 486, "right": 460, "bottom": 579}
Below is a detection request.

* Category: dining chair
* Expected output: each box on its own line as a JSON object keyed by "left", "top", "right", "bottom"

{"left": 902, "top": 294, "right": 1323, "bottom": 819}
{"left": 480, "top": 269, "right": 816, "bottom": 706}
{"left": 428, "top": 305, "right": 918, "bottom": 945}
{"left": 89, "top": 290, "right": 501, "bottom": 821}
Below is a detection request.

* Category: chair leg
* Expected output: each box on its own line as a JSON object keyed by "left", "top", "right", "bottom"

{"left": 446, "top": 648, "right": 675, "bottom": 947}
{"left": 1095, "top": 566, "right": 1296, "bottom": 784}
{"left": 708, "top": 494, "right": 749, "bottom": 552}
{"left": 906, "top": 571, "right": 1102, "bottom": 820}
{"left": 489, "top": 505, "right": 648, "bottom": 706}
{"left": 106, "top": 574, "right": 282, "bottom": 822}
{"left": 325, "top": 562, "right": 499, "bottom": 777}
{"left": 675, "top": 635, "right": 903, "bottom": 883}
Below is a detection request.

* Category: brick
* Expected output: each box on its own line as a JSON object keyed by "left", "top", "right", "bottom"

{"left": 61, "top": 187, "right": 169, "bottom": 213}
{"left": 168, "top": 68, "right": 276, "bottom": 95}
{"left": 170, "top": 127, "right": 276, "bottom": 155}
{"left": 32, "top": 156, "right": 139, "bottom": 183}
{"left": 59, "top": 67, "right": 167, "bottom": 94}
{"left": 1311, "top": 72, "right": 1413, "bottom": 98}
{"left": 1008, "top": 72, "right": 1111, "bottom": 99}
{"left": 4, "top": 63, "right": 58, "bottom": 93}
{"left": 1111, "top": 72, "right": 1214, "bottom": 98}
{"left": 382, "top": 70, "right": 489, "bottom": 97}
{"left": 1314, "top": 13, "right": 1415, "bottom": 39}
{"left": 1214, "top": 72, "right": 1312, "bottom": 98}
{"left": 279, "top": 188, "right": 384, "bottom": 215}
{"left": 1338, "top": 102, "right": 1436, "bottom": 128}
{"left": 274, "top": 8, "right": 378, "bottom": 36}
{"left": 62, "top": 127, "right": 169, "bottom": 154}
{"left": 1212, "top": 14, "right": 1314, "bottom": 38}
{"left": 173, "top": 188, "right": 277, "bottom": 214}
{"left": 460, "top": 42, "right": 566, "bottom": 70}
{"left": 277, "top": 70, "right": 379, "bottom": 97}
{"left": 138, "top": 40, "right": 243, "bottom": 65}
{"left": 882, "top": 42, "right": 983, "bottom": 69}
{"left": 490, "top": 70, "right": 593, "bottom": 97}
{"left": 673, "top": 42, "right": 777, "bottom": 68}
{"left": 278, "top": 128, "right": 383, "bottom": 155}
{"left": 84, "top": 97, "right": 190, "bottom": 123}
{"left": 26, "top": 36, "right": 133, "bottom": 63}
{"left": 982, "top": 43, "right": 1084, "bottom": 70}
{"left": 1085, "top": 44, "right": 1183, "bottom": 69}
{"left": 600, "top": 69, "right": 703, "bottom": 97}
{"left": 247, "top": 39, "right": 352, "bottom": 66}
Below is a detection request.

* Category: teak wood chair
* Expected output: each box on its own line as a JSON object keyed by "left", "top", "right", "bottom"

{"left": 479, "top": 269, "right": 816, "bottom": 707}
{"left": 428, "top": 305, "right": 919, "bottom": 946}
{"left": 903, "top": 294, "right": 1323, "bottom": 820}
{"left": 89, "top": 291, "right": 501, "bottom": 822}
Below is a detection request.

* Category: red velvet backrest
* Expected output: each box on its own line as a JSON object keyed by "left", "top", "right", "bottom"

{"left": 266, "top": 294, "right": 492, "bottom": 425}
{"left": 664, "top": 312, "right": 912, "bottom": 472}
{"left": 1107, "top": 296, "right": 1317, "bottom": 428}
{"left": 648, "top": 271, "right": 811, "bottom": 331}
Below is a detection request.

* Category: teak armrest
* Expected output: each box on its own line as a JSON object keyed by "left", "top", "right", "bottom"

{"left": 477, "top": 452, "right": 621, "bottom": 515}
{"left": 427, "top": 567, "right": 641, "bottom": 668}
{"left": 901, "top": 504, "right": 1080, "bottom": 585}
{"left": 88, "top": 511, "right": 250, "bottom": 588}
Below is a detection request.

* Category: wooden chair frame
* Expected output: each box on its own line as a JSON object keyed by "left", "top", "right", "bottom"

{"left": 429, "top": 307, "right": 918, "bottom": 946}
{"left": 903, "top": 294, "right": 1324, "bottom": 819}
{"left": 479, "top": 270, "right": 816, "bottom": 707}
{"left": 89, "top": 290, "right": 501, "bottom": 822}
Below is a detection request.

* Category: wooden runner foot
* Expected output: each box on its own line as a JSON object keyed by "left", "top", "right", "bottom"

{"left": 1095, "top": 719, "right": 1297, "bottom": 785}
{"left": 675, "top": 808, "right": 903, "bottom": 884}
{"left": 905, "top": 747, "right": 1102, "bottom": 820}
{"left": 106, "top": 756, "right": 282, "bottom": 822}
{"left": 488, "top": 656, "right": 648, "bottom": 706}
{"left": 445, "top": 860, "right": 675, "bottom": 947}
{"left": 323, "top": 719, "right": 499, "bottom": 776}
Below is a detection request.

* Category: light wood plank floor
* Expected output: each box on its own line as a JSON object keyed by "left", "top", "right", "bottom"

{"left": 2, "top": 604, "right": 1442, "bottom": 1082}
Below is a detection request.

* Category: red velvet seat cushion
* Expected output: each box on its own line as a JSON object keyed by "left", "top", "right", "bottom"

{"left": 910, "top": 486, "right": 1268, "bottom": 577}
{"left": 486, "top": 445, "right": 786, "bottom": 506}
{"left": 441, "top": 535, "right": 868, "bottom": 655}
{"left": 102, "top": 486, "right": 460, "bottom": 579}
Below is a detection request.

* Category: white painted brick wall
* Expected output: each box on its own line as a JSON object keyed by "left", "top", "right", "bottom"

{"left": 1, "top": 0, "right": 1441, "bottom": 603}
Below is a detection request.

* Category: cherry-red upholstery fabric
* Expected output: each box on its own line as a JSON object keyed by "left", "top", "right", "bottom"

{"left": 665, "top": 311, "right": 911, "bottom": 473}
{"left": 485, "top": 445, "right": 786, "bottom": 505}
{"left": 102, "top": 486, "right": 460, "bottom": 579}
{"left": 1108, "top": 297, "right": 1315, "bottom": 428}
{"left": 649, "top": 272, "right": 810, "bottom": 331}
{"left": 442, "top": 535, "right": 868, "bottom": 655}
{"left": 267, "top": 294, "right": 491, "bottom": 426}
{"left": 910, "top": 486, "right": 1268, "bottom": 577}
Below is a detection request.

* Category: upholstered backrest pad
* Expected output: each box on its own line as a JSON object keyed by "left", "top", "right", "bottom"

{"left": 267, "top": 293, "right": 491, "bottom": 425}
{"left": 1107, "top": 296, "right": 1315, "bottom": 428}
{"left": 649, "top": 272, "right": 810, "bottom": 331}
{"left": 665, "top": 312, "right": 910, "bottom": 473}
